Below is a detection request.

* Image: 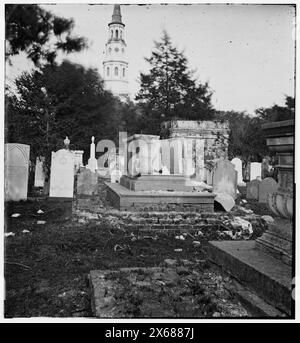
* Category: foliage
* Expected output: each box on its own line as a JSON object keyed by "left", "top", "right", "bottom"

{"left": 255, "top": 96, "right": 295, "bottom": 122}
{"left": 5, "top": 61, "right": 128, "bottom": 177}
{"left": 135, "top": 31, "right": 214, "bottom": 129}
{"left": 216, "top": 95, "right": 295, "bottom": 164}
{"left": 5, "top": 4, "right": 87, "bottom": 66}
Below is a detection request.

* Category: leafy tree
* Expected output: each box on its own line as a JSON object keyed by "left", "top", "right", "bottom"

{"left": 5, "top": 4, "right": 87, "bottom": 66}
{"left": 216, "top": 95, "right": 294, "bottom": 168}
{"left": 255, "top": 96, "right": 295, "bottom": 122}
{"left": 215, "top": 111, "right": 269, "bottom": 164}
{"left": 136, "top": 31, "right": 214, "bottom": 126}
{"left": 5, "top": 61, "right": 126, "bottom": 177}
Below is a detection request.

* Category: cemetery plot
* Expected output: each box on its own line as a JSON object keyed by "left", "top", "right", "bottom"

{"left": 90, "top": 267, "right": 249, "bottom": 318}
{"left": 5, "top": 199, "right": 267, "bottom": 318}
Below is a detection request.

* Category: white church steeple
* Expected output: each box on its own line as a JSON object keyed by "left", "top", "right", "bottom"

{"left": 102, "top": 4, "right": 129, "bottom": 100}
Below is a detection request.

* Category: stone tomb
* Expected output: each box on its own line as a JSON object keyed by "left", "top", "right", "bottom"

{"left": 106, "top": 134, "right": 215, "bottom": 211}
{"left": 49, "top": 149, "right": 75, "bottom": 198}
{"left": 5, "top": 143, "right": 30, "bottom": 201}
{"left": 258, "top": 177, "right": 278, "bottom": 203}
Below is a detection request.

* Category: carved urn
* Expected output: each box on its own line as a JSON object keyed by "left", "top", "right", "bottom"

{"left": 256, "top": 119, "right": 294, "bottom": 265}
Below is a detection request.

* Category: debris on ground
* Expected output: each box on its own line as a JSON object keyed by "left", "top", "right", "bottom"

{"left": 37, "top": 220, "right": 46, "bottom": 225}
{"left": 37, "top": 210, "right": 44, "bottom": 214}
{"left": 261, "top": 215, "right": 274, "bottom": 224}
{"left": 5, "top": 232, "right": 15, "bottom": 237}
{"left": 11, "top": 213, "right": 21, "bottom": 218}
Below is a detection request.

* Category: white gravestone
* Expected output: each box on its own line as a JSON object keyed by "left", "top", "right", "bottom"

{"left": 49, "top": 149, "right": 75, "bottom": 198}
{"left": 34, "top": 156, "right": 45, "bottom": 188}
{"left": 213, "top": 160, "right": 237, "bottom": 200}
{"left": 5, "top": 143, "right": 30, "bottom": 201}
{"left": 250, "top": 162, "right": 262, "bottom": 180}
{"left": 87, "top": 136, "right": 98, "bottom": 173}
{"left": 231, "top": 157, "right": 243, "bottom": 185}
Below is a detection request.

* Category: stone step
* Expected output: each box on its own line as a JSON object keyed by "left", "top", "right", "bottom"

{"left": 207, "top": 240, "right": 293, "bottom": 316}
{"left": 235, "top": 287, "right": 287, "bottom": 318}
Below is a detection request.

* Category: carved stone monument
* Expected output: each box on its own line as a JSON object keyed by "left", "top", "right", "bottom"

{"left": 87, "top": 136, "right": 98, "bottom": 173}
{"left": 256, "top": 120, "right": 294, "bottom": 265}
{"left": 208, "top": 119, "right": 294, "bottom": 316}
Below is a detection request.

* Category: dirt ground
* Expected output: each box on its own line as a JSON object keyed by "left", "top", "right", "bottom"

{"left": 4, "top": 199, "right": 268, "bottom": 318}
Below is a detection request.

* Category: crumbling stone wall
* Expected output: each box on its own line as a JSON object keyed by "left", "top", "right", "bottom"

{"left": 161, "top": 120, "right": 230, "bottom": 170}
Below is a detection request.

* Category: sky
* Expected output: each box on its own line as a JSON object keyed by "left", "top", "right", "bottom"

{"left": 6, "top": 2, "right": 296, "bottom": 115}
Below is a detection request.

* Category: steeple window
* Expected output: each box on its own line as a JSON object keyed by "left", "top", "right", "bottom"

{"left": 115, "top": 67, "right": 118, "bottom": 76}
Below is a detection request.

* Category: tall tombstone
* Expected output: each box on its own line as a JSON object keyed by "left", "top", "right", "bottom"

{"left": 246, "top": 179, "right": 261, "bottom": 200}
{"left": 231, "top": 157, "right": 243, "bottom": 184}
{"left": 87, "top": 136, "right": 98, "bottom": 173}
{"left": 5, "top": 143, "right": 30, "bottom": 201}
{"left": 258, "top": 177, "right": 279, "bottom": 203}
{"left": 49, "top": 148, "right": 75, "bottom": 198}
{"left": 212, "top": 160, "right": 237, "bottom": 200}
{"left": 250, "top": 162, "right": 262, "bottom": 180}
{"left": 34, "top": 156, "right": 45, "bottom": 188}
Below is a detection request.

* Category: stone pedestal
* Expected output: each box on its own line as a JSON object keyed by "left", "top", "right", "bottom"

{"left": 208, "top": 119, "right": 294, "bottom": 316}
{"left": 255, "top": 119, "right": 294, "bottom": 266}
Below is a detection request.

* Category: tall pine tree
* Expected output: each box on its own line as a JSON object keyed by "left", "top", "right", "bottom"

{"left": 136, "top": 31, "right": 214, "bottom": 125}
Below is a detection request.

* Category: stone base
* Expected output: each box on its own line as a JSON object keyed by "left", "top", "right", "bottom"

{"left": 256, "top": 218, "right": 293, "bottom": 265}
{"left": 105, "top": 182, "right": 215, "bottom": 212}
{"left": 120, "top": 174, "right": 191, "bottom": 192}
{"left": 207, "top": 241, "right": 293, "bottom": 316}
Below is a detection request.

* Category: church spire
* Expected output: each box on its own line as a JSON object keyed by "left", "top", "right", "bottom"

{"left": 102, "top": 4, "right": 129, "bottom": 101}
{"left": 109, "top": 4, "right": 124, "bottom": 26}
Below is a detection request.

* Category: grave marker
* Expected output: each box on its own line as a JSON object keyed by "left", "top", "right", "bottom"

{"left": 49, "top": 149, "right": 75, "bottom": 198}
{"left": 246, "top": 179, "right": 262, "bottom": 200}
{"left": 5, "top": 143, "right": 30, "bottom": 201}
{"left": 213, "top": 160, "right": 237, "bottom": 200}
{"left": 258, "top": 177, "right": 278, "bottom": 203}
